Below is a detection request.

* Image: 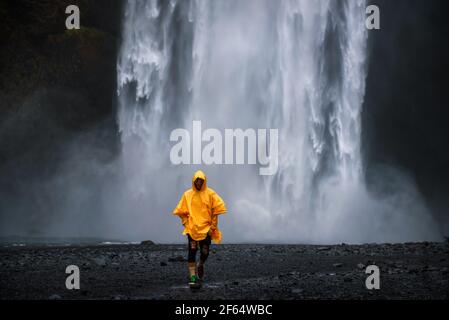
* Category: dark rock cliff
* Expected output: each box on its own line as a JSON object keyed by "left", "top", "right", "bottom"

{"left": 0, "top": 0, "right": 123, "bottom": 178}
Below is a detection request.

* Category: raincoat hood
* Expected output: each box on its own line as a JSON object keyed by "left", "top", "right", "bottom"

{"left": 192, "top": 170, "right": 207, "bottom": 191}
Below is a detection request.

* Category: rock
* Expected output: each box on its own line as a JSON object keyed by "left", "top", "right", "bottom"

{"left": 408, "top": 267, "right": 419, "bottom": 274}
{"left": 168, "top": 255, "right": 186, "bottom": 262}
{"left": 333, "top": 263, "right": 343, "bottom": 268}
{"left": 357, "top": 263, "right": 365, "bottom": 269}
{"left": 160, "top": 261, "right": 167, "bottom": 266}
{"left": 83, "top": 264, "right": 91, "bottom": 270}
{"left": 317, "top": 247, "right": 331, "bottom": 252}
{"left": 49, "top": 294, "right": 62, "bottom": 300}
{"left": 93, "top": 256, "right": 106, "bottom": 266}
{"left": 344, "top": 277, "right": 353, "bottom": 282}
{"left": 140, "top": 240, "right": 155, "bottom": 245}
{"left": 291, "top": 288, "right": 304, "bottom": 294}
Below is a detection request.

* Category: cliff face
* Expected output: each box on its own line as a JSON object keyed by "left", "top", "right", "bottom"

{"left": 363, "top": 0, "right": 449, "bottom": 224}
{"left": 0, "top": 0, "right": 122, "bottom": 177}
{"left": 0, "top": 1, "right": 124, "bottom": 236}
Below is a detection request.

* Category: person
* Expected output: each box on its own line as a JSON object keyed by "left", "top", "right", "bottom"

{"left": 173, "top": 170, "right": 227, "bottom": 289}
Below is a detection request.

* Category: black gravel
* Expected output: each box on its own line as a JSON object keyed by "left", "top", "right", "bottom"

{"left": 0, "top": 242, "right": 448, "bottom": 300}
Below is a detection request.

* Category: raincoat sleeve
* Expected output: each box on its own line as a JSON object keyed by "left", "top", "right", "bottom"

{"left": 209, "top": 192, "right": 226, "bottom": 244}
{"left": 211, "top": 192, "right": 227, "bottom": 216}
{"left": 173, "top": 193, "right": 189, "bottom": 226}
{"left": 211, "top": 215, "right": 219, "bottom": 231}
{"left": 209, "top": 210, "right": 222, "bottom": 243}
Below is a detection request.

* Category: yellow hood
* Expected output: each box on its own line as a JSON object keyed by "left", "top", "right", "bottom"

{"left": 192, "top": 170, "right": 207, "bottom": 192}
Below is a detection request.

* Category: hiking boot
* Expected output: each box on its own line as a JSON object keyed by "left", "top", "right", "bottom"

{"left": 189, "top": 274, "right": 201, "bottom": 289}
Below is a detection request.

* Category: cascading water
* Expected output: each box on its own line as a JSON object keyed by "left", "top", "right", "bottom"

{"left": 117, "top": 0, "right": 440, "bottom": 243}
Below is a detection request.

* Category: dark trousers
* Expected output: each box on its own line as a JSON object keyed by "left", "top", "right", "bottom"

{"left": 187, "top": 233, "right": 211, "bottom": 263}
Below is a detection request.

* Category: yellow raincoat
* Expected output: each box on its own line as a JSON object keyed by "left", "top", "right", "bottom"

{"left": 173, "top": 170, "right": 227, "bottom": 244}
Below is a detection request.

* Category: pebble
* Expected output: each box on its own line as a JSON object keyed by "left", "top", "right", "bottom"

{"left": 93, "top": 257, "right": 107, "bottom": 266}
{"left": 168, "top": 255, "right": 185, "bottom": 262}
{"left": 333, "top": 263, "right": 343, "bottom": 268}
{"left": 291, "top": 288, "right": 304, "bottom": 294}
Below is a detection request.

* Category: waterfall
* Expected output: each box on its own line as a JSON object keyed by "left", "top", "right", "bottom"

{"left": 117, "top": 0, "right": 439, "bottom": 243}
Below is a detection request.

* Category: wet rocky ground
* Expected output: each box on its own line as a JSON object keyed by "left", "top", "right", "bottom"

{"left": 0, "top": 242, "right": 448, "bottom": 300}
